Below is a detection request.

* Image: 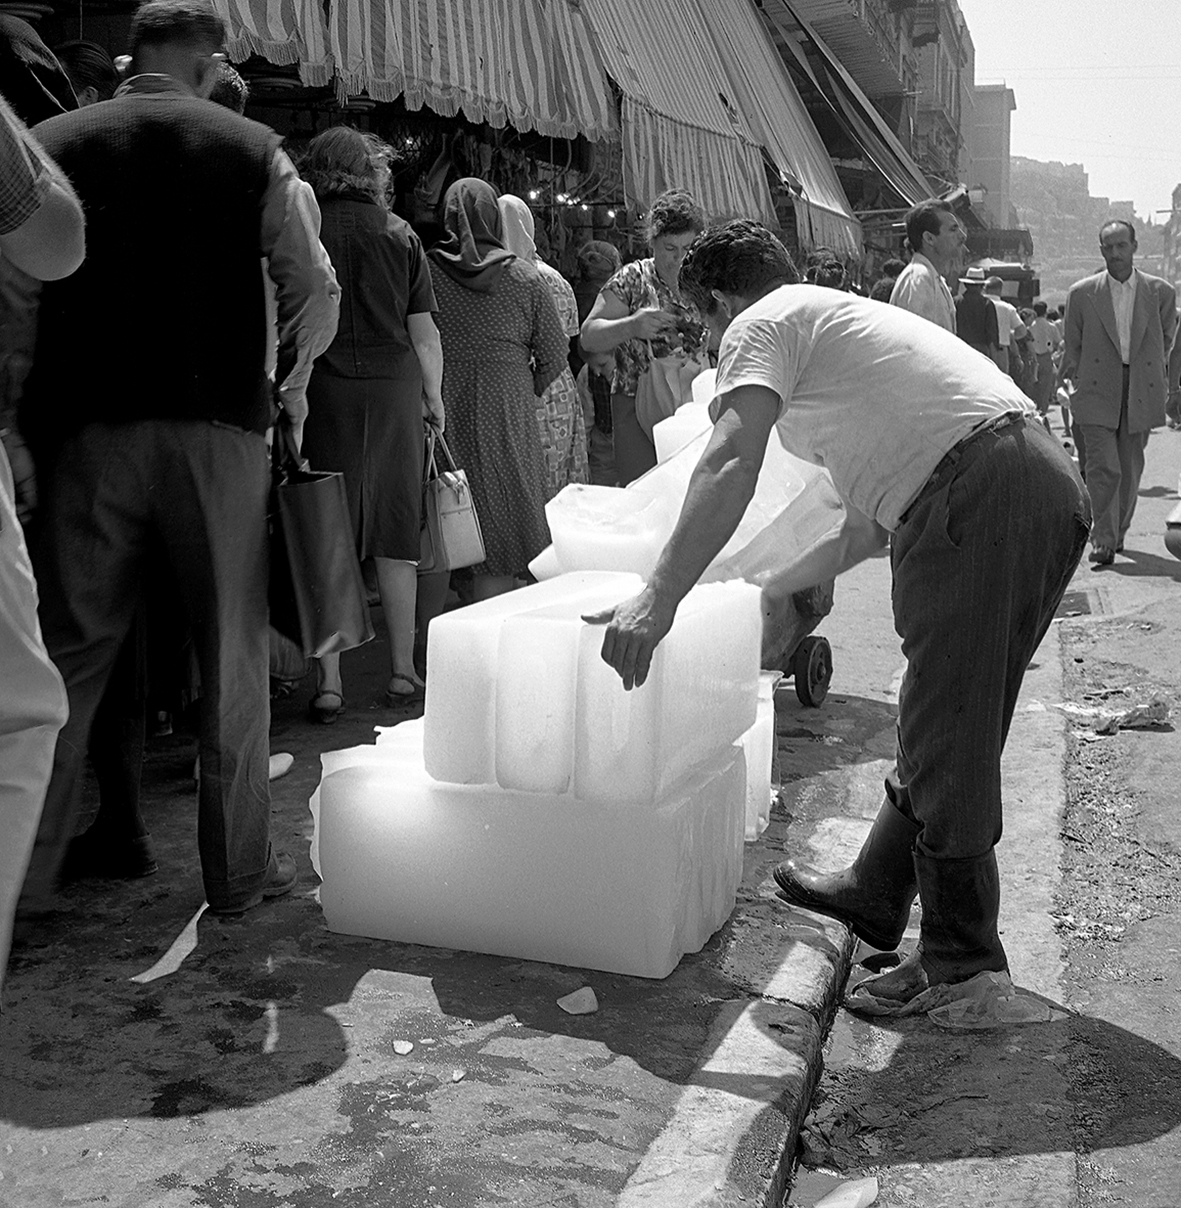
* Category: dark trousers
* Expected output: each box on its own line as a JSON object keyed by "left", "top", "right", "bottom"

{"left": 26, "top": 420, "right": 273, "bottom": 911}
{"left": 1079, "top": 366, "right": 1146, "bottom": 551}
{"left": 610, "top": 392, "right": 657, "bottom": 486}
{"left": 891, "top": 418, "right": 1090, "bottom": 861}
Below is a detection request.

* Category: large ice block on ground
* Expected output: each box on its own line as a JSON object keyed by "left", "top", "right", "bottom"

{"left": 425, "top": 575, "right": 761, "bottom": 797}
{"left": 315, "top": 725, "right": 747, "bottom": 979}
{"left": 423, "top": 572, "right": 642, "bottom": 785}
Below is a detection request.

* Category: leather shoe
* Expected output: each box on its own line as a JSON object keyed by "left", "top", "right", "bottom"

{"left": 61, "top": 833, "right": 158, "bottom": 882}
{"left": 207, "top": 850, "right": 297, "bottom": 917}
{"left": 1088, "top": 545, "right": 1114, "bottom": 566}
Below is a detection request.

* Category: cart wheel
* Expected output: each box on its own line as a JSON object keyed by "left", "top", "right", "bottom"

{"left": 793, "top": 635, "right": 832, "bottom": 707}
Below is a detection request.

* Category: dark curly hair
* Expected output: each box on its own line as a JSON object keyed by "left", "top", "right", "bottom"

{"left": 300, "top": 127, "right": 394, "bottom": 206}
{"left": 646, "top": 189, "right": 706, "bottom": 241}
{"left": 678, "top": 220, "right": 798, "bottom": 314}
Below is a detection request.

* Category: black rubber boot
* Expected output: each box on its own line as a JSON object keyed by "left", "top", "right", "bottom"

{"left": 772, "top": 781, "right": 920, "bottom": 950}
{"left": 850, "top": 848, "right": 1009, "bottom": 1004}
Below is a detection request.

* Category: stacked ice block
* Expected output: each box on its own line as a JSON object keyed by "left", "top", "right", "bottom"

{"left": 531, "top": 409, "right": 847, "bottom": 601}
{"left": 311, "top": 572, "right": 763, "bottom": 979}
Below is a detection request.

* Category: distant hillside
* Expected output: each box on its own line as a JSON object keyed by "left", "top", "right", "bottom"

{"left": 1010, "top": 156, "right": 1164, "bottom": 305}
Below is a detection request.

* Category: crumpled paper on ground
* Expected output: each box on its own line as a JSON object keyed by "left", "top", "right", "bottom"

{"left": 845, "top": 970, "right": 1070, "bottom": 1029}
{"left": 1055, "top": 697, "right": 1170, "bottom": 735}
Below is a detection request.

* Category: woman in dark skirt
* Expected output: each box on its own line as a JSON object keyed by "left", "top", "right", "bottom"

{"left": 300, "top": 128, "right": 444, "bottom": 720}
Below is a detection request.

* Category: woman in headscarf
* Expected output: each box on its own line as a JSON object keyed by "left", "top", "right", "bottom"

{"left": 427, "top": 179, "right": 568, "bottom": 600}
{"left": 579, "top": 189, "right": 709, "bottom": 484}
{"left": 497, "top": 194, "right": 589, "bottom": 499}
{"left": 299, "top": 127, "right": 444, "bottom": 719}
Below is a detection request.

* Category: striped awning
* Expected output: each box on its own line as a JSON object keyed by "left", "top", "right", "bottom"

{"left": 701, "top": 0, "right": 861, "bottom": 255}
{"left": 578, "top": 0, "right": 860, "bottom": 251}
{"left": 327, "top": 0, "right": 617, "bottom": 142}
{"left": 213, "top": 0, "right": 333, "bottom": 86}
{"left": 579, "top": 0, "right": 774, "bottom": 224}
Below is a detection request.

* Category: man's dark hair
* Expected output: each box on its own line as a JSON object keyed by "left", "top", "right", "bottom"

{"left": 208, "top": 60, "right": 248, "bottom": 112}
{"left": 647, "top": 189, "right": 706, "bottom": 240}
{"left": 880, "top": 257, "right": 906, "bottom": 279}
{"left": 130, "top": 1, "right": 226, "bottom": 58}
{"left": 904, "top": 199, "right": 954, "bottom": 255}
{"left": 53, "top": 40, "right": 118, "bottom": 102}
{"left": 678, "top": 220, "right": 799, "bottom": 314}
{"left": 1033, "top": 300, "right": 1047, "bottom": 316}
{"left": 1100, "top": 218, "right": 1136, "bottom": 242}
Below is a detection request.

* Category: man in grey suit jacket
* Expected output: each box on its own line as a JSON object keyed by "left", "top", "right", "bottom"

{"left": 1061, "top": 220, "right": 1177, "bottom": 564}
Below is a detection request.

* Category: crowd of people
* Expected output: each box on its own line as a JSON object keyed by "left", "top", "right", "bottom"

{"left": 2, "top": 0, "right": 1176, "bottom": 1013}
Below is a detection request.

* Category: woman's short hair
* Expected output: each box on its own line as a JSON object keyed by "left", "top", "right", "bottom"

{"left": 577, "top": 239, "right": 622, "bottom": 280}
{"left": 53, "top": 40, "right": 118, "bottom": 102}
{"left": 678, "top": 220, "right": 798, "bottom": 314}
{"left": 647, "top": 189, "right": 706, "bottom": 241}
{"left": 300, "top": 127, "right": 394, "bottom": 206}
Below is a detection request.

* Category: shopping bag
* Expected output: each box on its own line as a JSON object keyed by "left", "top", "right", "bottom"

{"left": 634, "top": 343, "right": 709, "bottom": 438}
{"left": 419, "top": 426, "right": 486, "bottom": 573}
{"left": 268, "top": 423, "right": 374, "bottom": 659}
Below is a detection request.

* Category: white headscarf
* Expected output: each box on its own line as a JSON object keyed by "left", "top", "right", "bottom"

{"left": 497, "top": 194, "right": 537, "bottom": 264}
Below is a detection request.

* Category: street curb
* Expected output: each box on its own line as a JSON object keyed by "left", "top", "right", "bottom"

{"left": 618, "top": 823, "right": 857, "bottom": 1205}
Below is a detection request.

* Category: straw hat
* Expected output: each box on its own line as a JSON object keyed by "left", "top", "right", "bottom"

{"left": 959, "top": 265, "right": 988, "bottom": 286}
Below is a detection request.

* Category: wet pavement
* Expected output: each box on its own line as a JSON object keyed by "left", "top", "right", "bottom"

{"left": 1, "top": 614, "right": 856, "bottom": 1208}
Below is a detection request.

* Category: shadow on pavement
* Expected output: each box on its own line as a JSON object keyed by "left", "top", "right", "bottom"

{"left": 811, "top": 997, "right": 1181, "bottom": 1167}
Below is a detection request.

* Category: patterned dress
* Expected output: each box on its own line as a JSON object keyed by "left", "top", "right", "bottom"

{"left": 601, "top": 257, "right": 709, "bottom": 396}
{"left": 429, "top": 258, "right": 568, "bottom": 577}
{"left": 534, "top": 261, "right": 589, "bottom": 499}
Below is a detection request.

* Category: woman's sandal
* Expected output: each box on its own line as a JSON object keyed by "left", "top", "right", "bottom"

{"left": 308, "top": 690, "right": 346, "bottom": 724}
{"left": 384, "top": 673, "right": 426, "bottom": 708}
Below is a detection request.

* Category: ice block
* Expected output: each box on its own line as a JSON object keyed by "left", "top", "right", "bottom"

{"left": 530, "top": 426, "right": 847, "bottom": 595}
{"left": 423, "top": 571, "right": 642, "bottom": 785}
{"left": 740, "top": 672, "right": 782, "bottom": 840}
{"left": 653, "top": 399, "right": 711, "bottom": 464}
{"left": 571, "top": 582, "right": 762, "bottom": 805}
{"left": 315, "top": 727, "right": 747, "bottom": 979}
{"left": 429, "top": 575, "right": 761, "bottom": 796}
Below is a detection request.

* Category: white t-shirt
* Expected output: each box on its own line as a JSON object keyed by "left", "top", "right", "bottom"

{"left": 713, "top": 285, "right": 1030, "bottom": 530}
{"left": 990, "top": 296, "right": 1025, "bottom": 347}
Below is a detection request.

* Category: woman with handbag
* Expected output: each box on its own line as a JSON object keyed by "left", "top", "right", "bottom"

{"left": 497, "top": 194, "right": 590, "bottom": 499}
{"left": 299, "top": 127, "right": 444, "bottom": 719}
{"left": 427, "top": 178, "right": 568, "bottom": 600}
{"left": 579, "top": 189, "right": 710, "bottom": 485}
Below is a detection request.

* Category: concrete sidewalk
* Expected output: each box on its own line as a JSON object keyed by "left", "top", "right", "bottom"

{"left": 0, "top": 600, "right": 874, "bottom": 1208}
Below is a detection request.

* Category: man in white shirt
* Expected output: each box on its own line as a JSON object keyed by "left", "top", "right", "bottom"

{"left": 984, "top": 275, "right": 1029, "bottom": 388}
{"left": 1061, "top": 220, "right": 1177, "bottom": 564}
{"left": 888, "top": 199, "right": 964, "bottom": 333}
{"left": 590, "top": 221, "right": 1089, "bottom": 1008}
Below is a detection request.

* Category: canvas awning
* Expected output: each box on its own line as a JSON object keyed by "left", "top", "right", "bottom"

{"left": 326, "top": 0, "right": 616, "bottom": 142}
{"left": 218, "top": 0, "right": 859, "bottom": 253}
{"left": 769, "top": 0, "right": 934, "bottom": 208}
{"left": 213, "top": 0, "right": 332, "bottom": 87}
{"left": 700, "top": 0, "right": 861, "bottom": 254}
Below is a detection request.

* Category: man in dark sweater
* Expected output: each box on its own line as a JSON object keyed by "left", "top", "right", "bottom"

{"left": 955, "top": 265, "right": 1004, "bottom": 370}
{"left": 17, "top": 0, "right": 340, "bottom": 921}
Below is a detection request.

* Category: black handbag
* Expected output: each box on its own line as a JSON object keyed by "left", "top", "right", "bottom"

{"left": 268, "top": 422, "right": 374, "bottom": 658}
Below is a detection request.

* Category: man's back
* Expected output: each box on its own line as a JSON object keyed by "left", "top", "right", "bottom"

{"left": 26, "top": 92, "right": 278, "bottom": 446}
